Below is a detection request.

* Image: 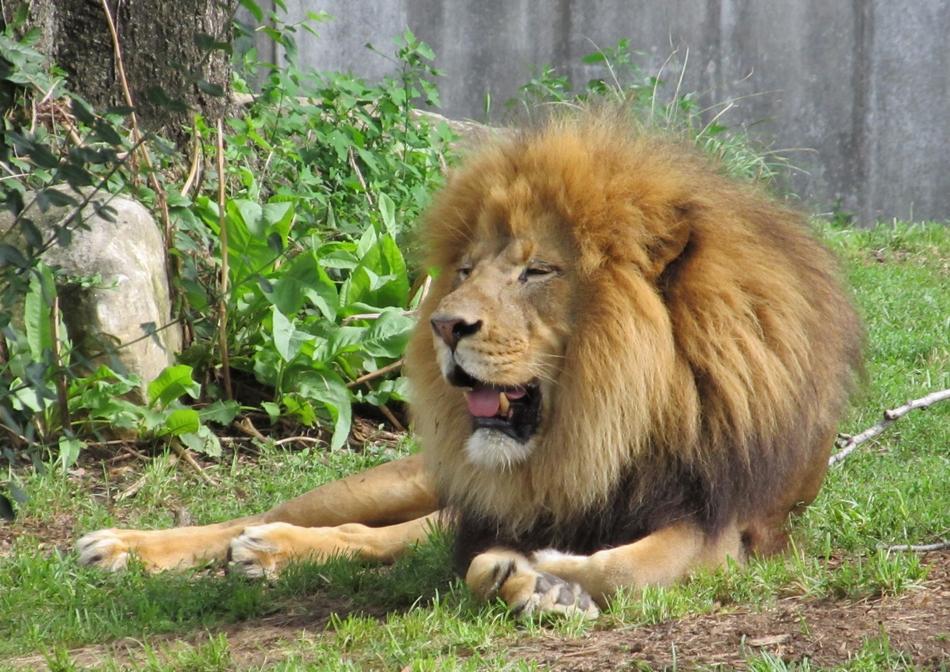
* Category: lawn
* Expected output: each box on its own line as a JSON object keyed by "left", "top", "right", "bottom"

{"left": 0, "top": 221, "right": 947, "bottom": 671}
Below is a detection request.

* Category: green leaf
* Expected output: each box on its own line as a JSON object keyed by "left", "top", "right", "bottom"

{"left": 0, "top": 244, "right": 30, "bottom": 268}
{"left": 228, "top": 199, "right": 264, "bottom": 237}
{"left": 198, "top": 400, "right": 240, "bottom": 425}
{"left": 24, "top": 263, "right": 56, "bottom": 360}
{"left": 261, "top": 401, "right": 281, "bottom": 423}
{"left": 271, "top": 306, "right": 309, "bottom": 362}
{"left": 377, "top": 192, "right": 398, "bottom": 238}
{"left": 358, "top": 308, "right": 415, "bottom": 359}
{"left": 159, "top": 408, "right": 201, "bottom": 436}
{"left": 180, "top": 424, "right": 222, "bottom": 457}
{"left": 289, "top": 368, "right": 352, "bottom": 450}
{"left": 341, "top": 233, "right": 409, "bottom": 309}
{"left": 238, "top": 0, "right": 264, "bottom": 22}
{"left": 270, "top": 250, "right": 338, "bottom": 320}
{"left": 58, "top": 437, "right": 84, "bottom": 471}
{"left": 147, "top": 365, "right": 201, "bottom": 409}
{"left": 225, "top": 199, "right": 275, "bottom": 282}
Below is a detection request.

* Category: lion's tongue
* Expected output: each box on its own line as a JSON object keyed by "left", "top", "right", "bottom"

{"left": 465, "top": 388, "right": 501, "bottom": 417}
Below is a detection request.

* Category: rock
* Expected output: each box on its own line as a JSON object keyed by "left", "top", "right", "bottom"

{"left": 2, "top": 188, "right": 181, "bottom": 392}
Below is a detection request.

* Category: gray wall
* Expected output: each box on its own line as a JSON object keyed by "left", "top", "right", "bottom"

{"left": 254, "top": 1, "right": 950, "bottom": 224}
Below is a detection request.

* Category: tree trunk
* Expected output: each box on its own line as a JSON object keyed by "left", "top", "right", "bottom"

{"left": 3, "top": 0, "right": 234, "bottom": 144}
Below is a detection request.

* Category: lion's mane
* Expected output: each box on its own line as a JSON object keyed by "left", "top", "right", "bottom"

{"left": 405, "top": 112, "right": 863, "bottom": 567}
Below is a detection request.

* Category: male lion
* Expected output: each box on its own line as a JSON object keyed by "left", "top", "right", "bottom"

{"left": 78, "top": 112, "right": 863, "bottom": 618}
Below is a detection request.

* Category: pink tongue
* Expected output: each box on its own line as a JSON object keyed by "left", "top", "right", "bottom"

{"left": 465, "top": 388, "right": 501, "bottom": 417}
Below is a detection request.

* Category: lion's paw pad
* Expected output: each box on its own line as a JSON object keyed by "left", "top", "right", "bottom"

{"left": 76, "top": 529, "right": 130, "bottom": 571}
{"left": 515, "top": 571, "right": 600, "bottom": 619}
{"left": 227, "top": 523, "right": 289, "bottom": 579}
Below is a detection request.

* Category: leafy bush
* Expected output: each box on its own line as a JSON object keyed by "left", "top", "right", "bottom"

{"left": 0, "top": 9, "right": 453, "bottom": 470}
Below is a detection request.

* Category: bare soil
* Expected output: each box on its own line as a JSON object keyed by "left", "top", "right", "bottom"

{"left": 511, "top": 552, "right": 950, "bottom": 670}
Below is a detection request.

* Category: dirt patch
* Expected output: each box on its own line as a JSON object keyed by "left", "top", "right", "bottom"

{"left": 511, "top": 552, "right": 950, "bottom": 670}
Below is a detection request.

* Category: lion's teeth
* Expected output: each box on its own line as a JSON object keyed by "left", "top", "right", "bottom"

{"left": 498, "top": 393, "right": 510, "bottom": 415}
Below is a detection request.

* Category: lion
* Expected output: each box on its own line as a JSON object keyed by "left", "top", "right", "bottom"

{"left": 78, "top": 110, "right": 863, "bottom": 618}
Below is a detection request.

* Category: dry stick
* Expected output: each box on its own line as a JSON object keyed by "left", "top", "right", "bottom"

{"left": 886, "top": 542, "right": 950, "bottom": 553}
{"left": 181, "top": 122, "right": 203, "bottom": 197}
{"left": 378, "top": 403, "right": 406, "bottom": 433}
{"left": 234, "top": 416, "right": 266, "bottom": 442}
{"left": 346, "top": 359, "right": 404, "bottom": 389}
{"left": 347, "top": 146, "right": 374, "bottom": 208}
{"left": 273, "top": 435, "right": 324, "bottom": 447}
{"left": 50, "top": 296, "right": 71, "bottom": 430}
{"left": 828, "top": 388, "right": 950, "bottom": 466}
{"left": 215, "top": 119, "right": 233, "bottom": 400}
{"left": 170, "top": 439, "right": 216, "bottom": 486}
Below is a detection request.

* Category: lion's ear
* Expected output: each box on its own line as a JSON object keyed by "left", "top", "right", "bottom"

{"left": 643, "top": 205, "right": 693, "bottom": 280}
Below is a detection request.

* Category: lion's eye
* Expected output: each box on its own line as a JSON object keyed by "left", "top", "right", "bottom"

{"left": 519, "top": 262, "right": 559, "bottom": 283}
{"left": 457, "top": 264, "right": 472, "bottom": 280}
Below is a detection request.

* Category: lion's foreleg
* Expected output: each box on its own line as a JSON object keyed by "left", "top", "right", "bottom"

{"left": 77, "top": 454, "right": 438, "bottom": 572}
{"left": 228, "top": 511, "right": 445, "bottom": 578}
{"left": 261, "top": 453, "right": 437, "bottom": 528}
{"left": 532, "top": 520, "right": 743, "bottom": 602}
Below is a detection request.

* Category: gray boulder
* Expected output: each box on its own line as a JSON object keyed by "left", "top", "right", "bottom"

{"left": 2, "top": 189, "right": 181, "bottom": 391}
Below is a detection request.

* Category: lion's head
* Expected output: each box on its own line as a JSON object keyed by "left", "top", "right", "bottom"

{"left": 405, "top": 112, "right": 862, "bottom": 549}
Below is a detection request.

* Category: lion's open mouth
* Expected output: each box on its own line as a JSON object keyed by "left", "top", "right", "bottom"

{"left": 447, "top": 365, "right": 541, "bottom": 443}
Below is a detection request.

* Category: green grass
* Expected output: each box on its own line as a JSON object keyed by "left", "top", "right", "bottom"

{"left": 1, "top": 222, "right": 947, "bottom": 671}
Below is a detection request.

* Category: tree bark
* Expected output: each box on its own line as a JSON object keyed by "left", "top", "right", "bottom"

{"left": 3, "top": 0, "right": 234, "bottom": 144}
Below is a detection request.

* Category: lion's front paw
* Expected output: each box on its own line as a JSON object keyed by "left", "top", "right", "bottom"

{"left": 466, "top": 550, "right": 600, "bottom": 619}
{"left": 76, "top": 529, "right": 131, "bottom": 571}
{"left": 228, "top": 523, "right": 292, "bottom": 578}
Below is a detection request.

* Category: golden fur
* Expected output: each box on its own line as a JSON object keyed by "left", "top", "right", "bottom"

{"left": 406, "top": 110, "right": 863, "bottom": 554}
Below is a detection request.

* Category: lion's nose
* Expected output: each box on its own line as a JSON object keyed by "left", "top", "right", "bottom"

{"left": 430, "top": 315, "right": 482, "bottom": 350}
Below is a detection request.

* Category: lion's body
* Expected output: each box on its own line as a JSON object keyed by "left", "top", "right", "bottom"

{"left": 408, "top": 112, "right": 862, "bottom": 569}
{"left": 78, "top": 111, "right": 862, "bottom": 618}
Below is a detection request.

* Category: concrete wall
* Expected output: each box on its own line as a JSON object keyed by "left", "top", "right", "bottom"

{"left": 251, "top": 1, "right": 950, "bottom": 224}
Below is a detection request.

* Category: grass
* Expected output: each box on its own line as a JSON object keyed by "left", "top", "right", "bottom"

{"left": 1, "top": 221, "right": 947, "bottom": 671}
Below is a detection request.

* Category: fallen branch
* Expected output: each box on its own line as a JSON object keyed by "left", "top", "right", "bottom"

{"left": 378, "top": 403, "right": 406, "bottom": 433}
{"left": 886, "top": 542, "right": 950, "bottom": 552}
{"left": 829, "top": 388, "right": 950, "bottom": 466}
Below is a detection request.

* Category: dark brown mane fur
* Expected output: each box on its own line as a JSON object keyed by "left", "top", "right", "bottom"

{"left": 404, "top": 111, "right": 864, "bottom": 570}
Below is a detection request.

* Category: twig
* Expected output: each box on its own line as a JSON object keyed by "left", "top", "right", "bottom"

{"left": 829, "top": 388, "right": 950, "bottom": 466}
{"left": 885, "top": 542, "right": 950, "bottom": 552}
{"left": 347, "top": 146, "right": 374, "bottom": 208}
{"left": 234, "top": 416, "right": 266, "bottom": 441}
{"left": 272, "top": 435, "right": 324, "bottom": 447}
{"left": 170, "top": 439, "right": 216, "bottom": 486}
{"left": 378, "top": 403, "right": 406, "bottom": 433}
{"left": 181, "top": 121, "right": 203, "bottom": 197}
{"left": 346, "top": 359, "right": 404, "bottom": 388}
{"left": 50, "top": 295, "right": 71, "bottom": 429}
{"left": 115, "top": 454, "right": 178, "bottom": 501}
{"left": 215, "top": 118, "right": 233, "bottom": 400}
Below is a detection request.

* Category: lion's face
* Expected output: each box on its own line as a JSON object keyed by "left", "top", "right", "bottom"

{"left": 428, "top": 225, "right": 574, "bottom": 468}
